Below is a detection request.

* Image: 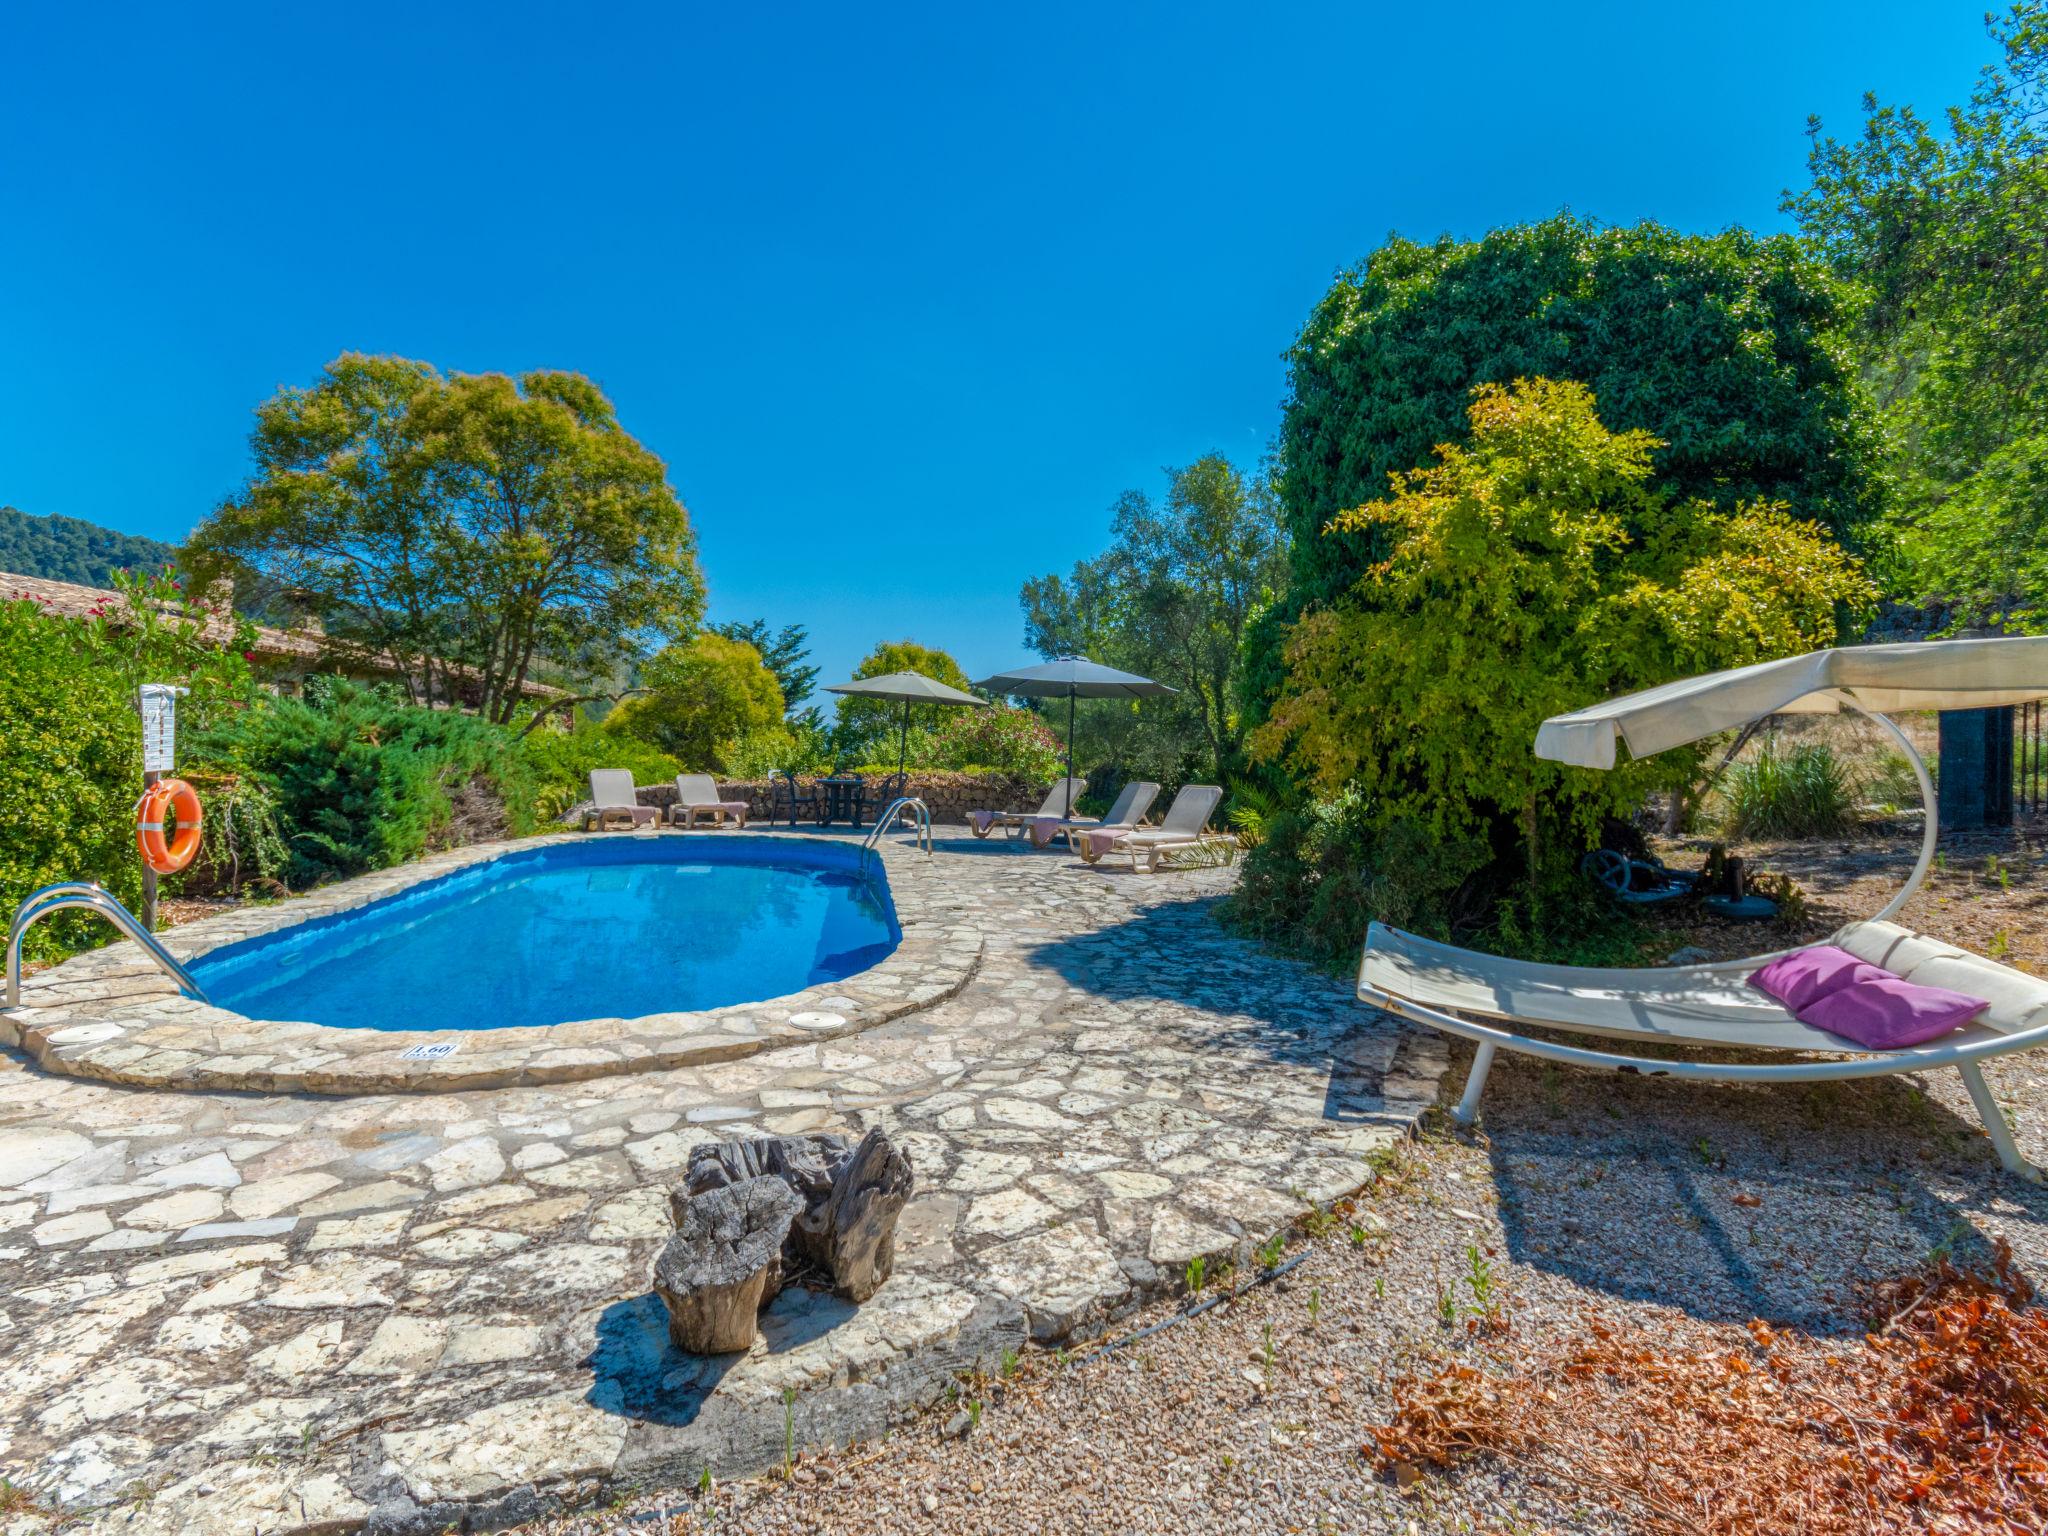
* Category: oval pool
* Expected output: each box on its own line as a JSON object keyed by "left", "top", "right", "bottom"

{"left": 188, "top": 837, "right": 900, "bottom": 1031}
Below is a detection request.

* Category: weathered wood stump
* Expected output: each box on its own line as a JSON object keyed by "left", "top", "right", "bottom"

{"left": 657, "top": 1130, "right": 916, "bottom": 1352}
{"left": 814, "top": 1128, "right": 915, "bottom": 1301}
{"left": 652, "top": 1175, "right": 804, "bottom": 1354}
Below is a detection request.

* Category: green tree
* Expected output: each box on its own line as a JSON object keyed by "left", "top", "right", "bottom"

{"left": 832, "top": 641, "right": 975, "bottom": 763}
{"left": 1022, "top": 454, "right": 1286, "bottom": 784}
{"left": 709, "top": 618, "right": 819, "bottom": 710}
{"left": 1274, "top": 217, "right": 1879, "bottom": 619}
{"left": 187, "top": 353, "right": 705, "bottom": 723}
{"left": 1785, "top": 4, "right": 2048, "bottom": 628}
{"left": 1246, "top": 380, "right": 1873, "bottom": 956}
{"left": 609, "top": 632, "right": 785, "bottom": 769}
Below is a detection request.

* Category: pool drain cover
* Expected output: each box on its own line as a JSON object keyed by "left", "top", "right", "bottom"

{"left": 788, "top": 1011, "right": 846, "bottom": 1030}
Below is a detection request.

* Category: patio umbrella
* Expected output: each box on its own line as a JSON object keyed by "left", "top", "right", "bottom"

{"left": 824, "top": 670, "right": 986, "bottom": 779}
{"left": 974, "top": 655, "right": 1175, "bottom": 817}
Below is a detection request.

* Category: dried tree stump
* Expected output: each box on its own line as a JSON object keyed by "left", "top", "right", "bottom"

{"left": 653, "top": 1175, "right": 804, "bottom": 1354}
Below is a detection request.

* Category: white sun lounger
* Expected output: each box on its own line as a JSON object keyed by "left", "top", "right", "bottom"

{"left": 669, "top": 774, "right": 750, "bottom": 829}
{"left": 1357, "top": 634, "right": 2048, "bottom": 1179}
{"left": 968, "top": 778, "right": 1088, "bottom": 839}
{"left": 1105, "top": 784, "right": 1228, "bottom": 872}
{"left": 1361, "top": 919, "right": 2048, "bottom": 1178}
{"left": 1028, "top": 779, "right": 1160, "bottom": 850}
{"left": 584, "top": 769, "right": 658, "bottom": 831}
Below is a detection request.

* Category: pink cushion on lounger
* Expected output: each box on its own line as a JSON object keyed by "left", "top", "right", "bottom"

{"left": 1797, "top": 976, "right": 1990, "bottom": 1049}
{"left": 1748, "top": 945, "right": 1886, "bottom": 1013}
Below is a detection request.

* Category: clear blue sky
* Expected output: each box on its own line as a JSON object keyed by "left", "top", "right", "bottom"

{"left": 0, "top": 2, "right": 1995, "bottom": 689}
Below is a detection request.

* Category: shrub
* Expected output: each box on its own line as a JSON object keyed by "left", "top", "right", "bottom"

{"left": 192, "top": 678, "right": 537, "bottom": 886}
{"left": 522, "top": 715, "right": 682, "bottom": 824}
{"left": 924, "top": 705, "right": 1062, "bottom": 780}
{"left": 0, "top": 570, "right": 255, "bottom": 958}
{"left": 1243, "top": 379, "right": 1873, "bottom": 961}
{"left": 1719, "top": 741, "right": 1858, "bottom": 840}
{"left": 165, "top": 768, "right": 289, "bottom": 897}
{"left": 608, "top": 633, "right": 784, "bottom": 770}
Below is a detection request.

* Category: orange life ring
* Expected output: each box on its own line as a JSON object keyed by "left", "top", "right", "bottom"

{"left": 136, "top": 779, "right": 203, "bottom": 875}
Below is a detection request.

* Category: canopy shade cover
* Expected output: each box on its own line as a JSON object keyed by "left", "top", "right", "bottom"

{"left": 825, "top": 671, "right": 987, "bottom": 707}
{"left": 1536, "top": 636, "right": 2048, "bottom": 770}
{"left": 977, "top": 655, "right": 1175, "bottom": 819}
{"left": 975, "top": 655, "right": 1176, "bottom": 699}
{"left": 824, "top": 670, "right": 986, "bottom": 782}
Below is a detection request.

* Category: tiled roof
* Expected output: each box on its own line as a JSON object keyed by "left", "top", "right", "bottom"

{"left": 2, "top": 570, "right": 565, "bottom": 699}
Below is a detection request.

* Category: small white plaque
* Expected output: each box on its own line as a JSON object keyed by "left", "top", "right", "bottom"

{"left": 140, "top": 684, "right": 185, "bottom": 773}
{"left": 399, "top": 1041, "right": 461, "bottom": 1061}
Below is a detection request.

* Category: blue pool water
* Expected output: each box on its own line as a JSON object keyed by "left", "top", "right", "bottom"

{"left": 189, "top": 837, "right": 900, "bottom": 1031}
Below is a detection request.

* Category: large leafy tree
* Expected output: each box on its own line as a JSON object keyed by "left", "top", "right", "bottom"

{"left": 1275, "top": 217, "right": 1880, "bottom": 619}
{"left": 1248, "top": 380, "right": 1873, "bottom": 950}
{"left": 188, "top": 354, "right": 705, "bottom": 722}
{"left": 608, "top": 632, "right": 784, "bottom": 770}
{"left": 1021, "top": 454, "right": 1286, "bottom": 783}
{"left": 709, "top": 618, "right": 818, "bottom": 711}
{"left": 1785, "top": 3, "right": 2048, "bottom": 628}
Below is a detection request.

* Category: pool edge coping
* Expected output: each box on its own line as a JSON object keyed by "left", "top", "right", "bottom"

{"left": 2, "top": 831, "right": 982, "bottom": 1096}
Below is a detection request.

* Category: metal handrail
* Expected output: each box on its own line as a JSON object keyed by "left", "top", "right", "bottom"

{"left": 6, "top": 882, "right": 210, "bottom": 1009}
{"left": 863, "top": 797, "right": 932, "bottom": 856}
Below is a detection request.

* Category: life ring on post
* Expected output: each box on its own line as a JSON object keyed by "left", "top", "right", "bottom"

{"left": 136, "top": 779, "right": 203, "bottom": 874}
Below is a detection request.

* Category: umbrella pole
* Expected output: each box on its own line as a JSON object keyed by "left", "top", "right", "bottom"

{"left": 1065, "top": 690, "right": 1076, "bottom": 817}
{"left": 898, "top": 699, "right": 909, "bottom": 780}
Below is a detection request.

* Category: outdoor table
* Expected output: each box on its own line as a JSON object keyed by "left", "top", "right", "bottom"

{"left": 818, "top": 776, "right": 866, "bottom": 827}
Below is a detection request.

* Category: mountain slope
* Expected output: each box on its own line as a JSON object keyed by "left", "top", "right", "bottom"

{"left": 0, "top": 505, "right": 180, "bottom": 586}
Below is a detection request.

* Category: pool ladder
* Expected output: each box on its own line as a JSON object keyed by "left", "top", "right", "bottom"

{"left": 863, "top": 797, "right": 933, "bottom": 857}
{"left": 4, "top": 882, "right": 211, "bottom": 1010}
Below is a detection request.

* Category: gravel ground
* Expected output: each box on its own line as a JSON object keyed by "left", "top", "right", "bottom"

{"left": 513, "top": 819, "right": 2048, "bottom": 1536}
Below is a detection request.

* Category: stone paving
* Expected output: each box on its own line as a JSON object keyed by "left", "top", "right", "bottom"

{"left": 0, "top": 831, "right": 1442, "bottom": 1532}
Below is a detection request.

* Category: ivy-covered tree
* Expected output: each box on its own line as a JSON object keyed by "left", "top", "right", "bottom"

{"left": 188, "top": 354, "right": 705, "bottom": 723}
{"left": 1244, "top": 380, "right": 1873, "bottom": 957}
{"left": 1274, "top": 217, "right": 1880, "bottom": 619}
{"left": 1785, "top": 3, "right": 2048, "bottom": 628}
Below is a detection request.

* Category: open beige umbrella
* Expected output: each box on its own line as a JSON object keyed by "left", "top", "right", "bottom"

{"left": 824, "top": 670, "right": 986, "bottom": 779}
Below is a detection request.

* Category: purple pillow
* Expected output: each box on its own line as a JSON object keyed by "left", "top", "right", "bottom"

{"left": 1798, "top": 976, "right": 1989, "bottom": 1049}
{"left": 1748, "top": 946, "right": 1887, "bottom": 1013}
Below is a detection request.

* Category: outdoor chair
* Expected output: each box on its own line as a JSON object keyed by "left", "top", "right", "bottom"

{"left": 967, "top": 777, "right": 1088, "bottom": 840}
{"left": 1035, "top": 779, "right": 1159, "bottom": 851}
{"left": 583, "top": 769, "right": 658, "bottom": 831}
{"left": 668, "top": 773, "right": 750, "bottom": 829}
{"left": 767, "top": 770, "right": 820, "bottom": 828}
{"left": 1094, "top": 784, "right": 1228, "bottom": 870}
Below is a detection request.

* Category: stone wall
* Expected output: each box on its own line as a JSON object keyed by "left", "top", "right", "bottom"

{"left": 634, "top": 770, "right": 1050, "bottom": 826}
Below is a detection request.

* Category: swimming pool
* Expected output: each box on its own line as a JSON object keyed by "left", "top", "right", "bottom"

{"left": 188, "top": 837, "right": 900, "bottom": 1031}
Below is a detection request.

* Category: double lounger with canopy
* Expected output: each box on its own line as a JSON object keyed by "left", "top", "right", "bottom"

{"left": 1358, "top": 636, "right": 2048, "bottom": 1179}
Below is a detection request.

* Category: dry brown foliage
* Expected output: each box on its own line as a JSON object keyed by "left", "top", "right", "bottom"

{"left": 1368, "top": 1240, "right": 2048, "bottom": 1534}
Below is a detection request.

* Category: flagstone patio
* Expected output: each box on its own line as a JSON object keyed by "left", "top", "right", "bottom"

{"left": 0, "top": 833, "right": 1443, "bottom": 1531}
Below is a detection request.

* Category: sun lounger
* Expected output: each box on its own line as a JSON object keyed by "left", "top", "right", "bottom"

{"left": 1361, "top": 634, "right": 2048, "bottom": 1178}
{"left": 967, "top": 777, "right": 1088, "bottom": 839}
{"left": 583, "top": 770, "right": 658, "bottom": 831}
{"left": 668, "top": 773, "right": 750, "bottom": 829}
{"left": 1034, "top": 780, "right": 1160, "bottom": 851}
{"left": 1106, "top": 785, "right": 1228, "bottom": 871}
{"left": 1361, "top": 918, "right": 2048, "bottom": 1178}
